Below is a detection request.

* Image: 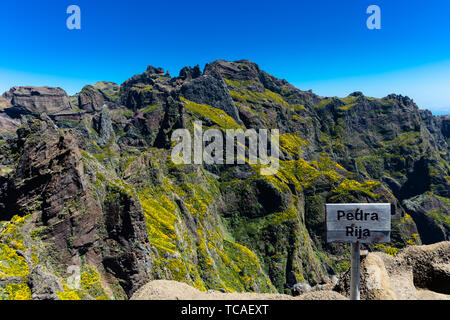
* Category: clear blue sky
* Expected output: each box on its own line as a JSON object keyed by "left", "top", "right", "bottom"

{"left": 1, "top": 0, "right": 449, "bottom": 114}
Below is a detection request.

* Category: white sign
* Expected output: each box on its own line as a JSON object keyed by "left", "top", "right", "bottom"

{"left": 326, "top": 203, "right": 391, "bottom": 243}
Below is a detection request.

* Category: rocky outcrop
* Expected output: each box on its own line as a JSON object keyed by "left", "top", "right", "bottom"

{"left": 438, "top": 115, "right": 450, "bottom": 138}
{"left": 335, "top": 252, "right": 397, "bottom": 300}
{"left": 180, "top": 71, "right": 241, "bottom": 123}
{"left": 205, "top": 60, "right": 256, "bottom": 80}
{"left": 78, "top": 86, "right": 107, "bottom": 112}
{"left": 78, "top": 82, "right": 121, "bottom": 112}
{"left": 102, "top": 183, "right": 154, "bottom": 296}
{"left": 0, "top": 115, "right": 102, "bottom": 257}
{"left": 0, "top": 115, "right": 153, "bottom": 298}
{"left": 178, "top": 65, "right": 202, "bottom": 81}
{"left": 397, "top": 242, "right": 450, "bottom": 293}
{"left": 0, "top": 113, "right": 20, "bottom": 133}
{"left": 2, "top": 86, "right": 72, "bottom": 117}
{"left": 92, "top": 106, "right": 114, "bottom": 147}
{"left": 335, "top": 242, "right": 450, "bottom": 299}
{"left": 153, "top": 96, "right": 185, "bottom": 148}
{"left": 0, "top": 96, "right": 10, "bottom": 111}
{"left": 403, "top": 193, "right": 449, "bottom": 244}
{"left": 27, "top": 266, "right": 64, "bottom": 300}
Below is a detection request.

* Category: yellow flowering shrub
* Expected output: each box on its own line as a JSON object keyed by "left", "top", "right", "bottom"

{"left": 0, "top": 215, "right": 29, "bottom": 252}
{"left": 0, "top": 283, "right": 31, "bottom": 300}
{"left": 181, "top": 97, "right": 242, "bottom": 130}
{"left": 0, "top": 243, "right": 29, "bottom": 278}
{"left": 56, "top": 284, "right": 82, "bottom": 300}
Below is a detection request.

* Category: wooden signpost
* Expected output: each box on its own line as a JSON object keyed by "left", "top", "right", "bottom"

{"left": 326, "top": 203, "right": 392, "bottom": 300}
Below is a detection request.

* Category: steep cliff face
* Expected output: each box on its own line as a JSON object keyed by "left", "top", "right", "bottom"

{"left": 0, "top": 60, "right": 448, "bottom": 300}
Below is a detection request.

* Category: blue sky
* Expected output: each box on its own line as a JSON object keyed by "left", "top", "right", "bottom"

{"left": 1, "top": 0, "right": 449, "bottom": 114}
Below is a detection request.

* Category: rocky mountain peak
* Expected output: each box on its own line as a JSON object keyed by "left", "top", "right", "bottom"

{"left": 145, "top": 65, "right": 165, "bottom": 75}
{"left": 204, "top": 59, "right": 261, "bottom": 81}
{"left": 386, "top": 94, "right": 417, "bottom": 109}
{"left": 178, "top": 65, "right": 202, "bottom": 81}
{"left": 349, "top": 91, "right": 364, "bottom": 97}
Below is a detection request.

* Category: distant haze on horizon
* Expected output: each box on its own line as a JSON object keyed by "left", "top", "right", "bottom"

{"left": 1, "top": 0, "right": 449, "bottom": 115}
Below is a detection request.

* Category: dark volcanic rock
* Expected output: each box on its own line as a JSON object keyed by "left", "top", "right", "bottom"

{"left": 121, "top": 65, "right": 167, "bottom": 93}
{"left": 179, "top": 65, "right": 202, "bottom": 81}
{"left": 78, "top": 82, "right": 121, "bottom": 112}
{"left": 6, "top": 115, "right": 102, "bottom": 252}
{"left": 403, "top": 193, "right": 450, "bottom": 244}
{"left": 78, "top": 85, "right": 106, "bottom": 112}
{"left": 121, "top": 73, "right": 171, "bottom": 111}
{"left": 180, "top": 72, "right": 241, "bottom": 123}
{"left": 0, "top": 115, "right": 152, "bottom": 297}
{"left": 153, "top": 96, "right": 185, "bottom": 148}
{"left": 102, "top": 184, "right": 153, "bottom": 297}
{"left": 438, "top": 115, "right": 450, "bottom": 138}
{"left": 205, "top": 59, "right": 260, "bottom": 82}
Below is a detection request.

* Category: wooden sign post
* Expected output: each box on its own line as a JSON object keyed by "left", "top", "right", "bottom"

{"left": 326, "top": 203, "right": 392, "bottom": 300}
{"left": 350, "top": 241, "right": 360, "bottom": 300}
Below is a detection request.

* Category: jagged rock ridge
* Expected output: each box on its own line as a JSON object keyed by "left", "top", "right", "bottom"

{"left": 0, "top": 59, "right": 448, "bottom": 300}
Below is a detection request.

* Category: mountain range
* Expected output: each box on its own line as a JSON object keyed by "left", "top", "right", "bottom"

{"left": 0, "top": 59, "right": 448, "bottom": 300}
